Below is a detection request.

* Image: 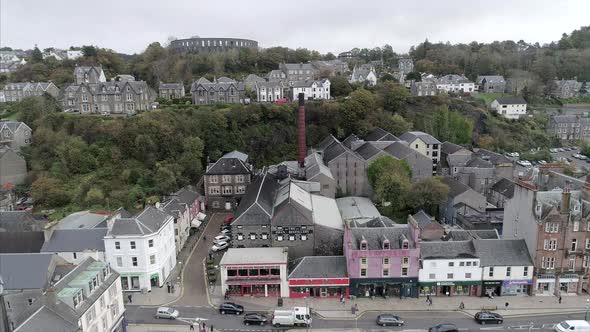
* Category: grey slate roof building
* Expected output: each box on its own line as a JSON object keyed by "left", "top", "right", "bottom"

{"left": 14, "top": 305, "right": 77, "bottom": 332}
{"left": 159, "top": 82, "right": 185, "bottom": 100}
{"left": 410, "top": 210, "right": 444, "bottom": 241}
{"left": 0, "top": 211, "right": 49, "bottom": 253}
{"left": 350, "top": 215, "right": 397, "bottom": 228}
{"left": 446, "top": 229, "right": 499, "bottom": 241}
{"left": 349, "top": 227, "right": 414, "bottom": 250}
{"left": 191, "top": 77, "right": 245, "bottom": 104}
{"left": 355, "top": 142, "right": 384, "bottom": 161}
{"left": 473, "top": 239, "right": 533, "bottom": 267}
{"left": 400, "top": 131, "right": 441, "bottom": 145}
{"left": 381, "top": 141, "right": 433, "bottom": 182}
{"left": 41, "top": 228, "right": 107, "bottom": 252}
{"left": 476, "top": 75, "right": 506, "bottom": 93}
{"left": 204, "top": 150, "right": 252, "bottom": 210}
{"left": 494, "top": 96, "right": 527, "bottom": 105}
{"left": 0, "top": 211, "right": 48, "bottom": 232}
{"left": 365, "top": 128, "right": 399, "bottom": 142}
{"left": 288, "top": 256, "right": 348, "bottom": 279}
{"left": 420, "top": 240, "right": 477, "bottom": 259}
{"left": 55, "top": 210, "right": 109, "bottom": 230}
{"left": 0, "top": 253, "right": 56, "bottom": 290}
{"left": 413, "top": 210, "right": 435, "bottom": 230}
{"left": 108, "top": 206, "right": 172, "bottom": 236}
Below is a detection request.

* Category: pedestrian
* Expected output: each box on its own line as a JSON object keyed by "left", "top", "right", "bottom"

{"left": 459, "top": 301, "right": 465, "bottom": 310}
{"left": 426, "top": 294, "right": 430, "bottom": 303}
{"left": 354, "top": 303, "right": 358, "bottom": 314}
{"left": 189, "top": 321, "right": 195, "bottom": 331}
{"left": 208, "top": 253, "right": 212, "bottom": 260}
{"left": 428, "top": 298, "right": 433, "bottom": 306}
{"left": 202, "top": 322, "right": 206, "bottom": 332}
{"left": 167, "top": 282, "right": 171, "bottom": 294}
{"left": 127, "top": 294, "right": 132, "bottom": 303}
{"left": 505, "top": 302, "right": 509, "bottom": 310}
{"left": 340, "top": 294, "right": 344, "bottom": 304}
{"left": 559, "top": 296, "right": 562, "bottom": 304}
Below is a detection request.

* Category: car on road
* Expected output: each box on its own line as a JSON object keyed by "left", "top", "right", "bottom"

{"left": 554, "top": 320, "right": 590, "bottom": 331}
{"left": 214, "top": 235, "right": 231, "bottom": 243}
{"left": 429, "top": 323, "right": 459, "bottom": 332}
{"left": 155, "top": 307, "right": 179, "bottom": 319}
{"left": 516, "top": 160, "right": 532, "bottom": 167}
{"left": 211, "top": 241, "right": 229, "bottom": 251}
{"left": 224, "top": 216, "right": 234, "bottom": 223}
{"left": 474, "top": 311, "right": 503, "bottom": 325}
{"left": 376, "top": 314, "right": 404, "bottom": 327}
{"left": 219, "top": 302, "right": 244, "bottom": 315}
{"left": 243, "top": 313, "right": 268, "bottom": 325}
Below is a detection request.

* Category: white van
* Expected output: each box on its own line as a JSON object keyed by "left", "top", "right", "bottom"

{"left": 555, "top": 320, "right": 590, "bottom": 332}
{"left": 272, "top": 307, "right": 311, "bottom": 327}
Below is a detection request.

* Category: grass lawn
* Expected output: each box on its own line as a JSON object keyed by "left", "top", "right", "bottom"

{"left": 0, "top": 110, "right": 20, "bottom": 121}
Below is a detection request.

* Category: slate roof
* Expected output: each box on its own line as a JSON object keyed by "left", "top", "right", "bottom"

{"left": 420, "top": 241, "right": 477, "bottom": 259}
{"left": 355, "top": 142, "right": 383, "bottom": 160}
{"left": 350, "top": 227, "right": 414, "bottom": 250}
{"left": 159, "top": 82, "right": 184, "bottom": 90}
{"left": 305, "top": 152, "right": 334, "bottom": 181}
{"left": 551, "top": 114, "right": 579, "bottom": 123}
{"left": 108, "top": 206, "right": 172, "bottom": 236}
{"left": 447, "top": 229, "right": 499, "bottom": 241}
{"left": 491, "top": 178, "right": 515, "bottom": 198}
{"left": 14, "top": 306, "right": 77, "bottom": 332}
{"left": 282, "top": 63, "right": 316, "bottom": 71}
{"left": 289, "top": 256, "right": 347, "bottom": 279}
{"left": 0, "top": 120, "right": 30, "bottom": 133}
{"left": 41, "top": 228, "right": 107, "bottom": 252}
{"left": 466, "top": 156, "right": 493, "bottom": 168}
{"left": 495, "top": 97, "right": 527, "bottom": 105}
{"left": 473, "top": 148, "right": 512, "bottom": 165}
{"left": 412, "top": 210, "right": 435, "bottom": 230}
{"left": 160, "top": 198, "right": 186, "bottom": 219}
{"left": 232, "top": 171, "right": 279, "bottom": 226}
{"left": 336, "top": 196, "right": 381, "bottom": 223}
{"left": 350, "top": 216, "right": 397, "bottom": 228}
{"left": 55, "top": 211, "right": 109, "bottom": 230}
{"left": 0, "top": 253, "right": 55, "bottom": 289}
{"left": 474, "top": 239, "right": 532, "bottom": 266}
{"left": 272, "top": 180, "right": 314, "bottom": 226}
{"left": 172, "top": 187, "right": 200, "bottom": 206}
{"left": 441, "top": 177, "right": 471, "bottom": 198}
{"left": 365, "top": 128, "right": 399, "bottom": 142}
{"left": 0, "top": 232, "right": 45, "bottom": 253}
{"left": 342, "top": 134, "right": 360, "bottom": 149}
{"left": 476, "top": 75, "right": 505, "bottom": 84}
{"left": 441, "top": 141, "right": 466, "bottom": 155}
{"left": 317, "top": 135, "right": 339, "bottom": 152}
{"left": 437, "top": 74, "right": 472, "bottom": 84}
{"left": 0, "top": 211, "right": 48, "bottom": 232}
{"left": 244, "top": 73, "right": 266, "bottom": 83}
{"left": 206, "top": 150, "right": 250, "bottom": 175}
{"left": 400, "top": 131, "right": 441, "bottom": 145}
{"left": 291, "top": 79, "right": 329, "bottom": 88}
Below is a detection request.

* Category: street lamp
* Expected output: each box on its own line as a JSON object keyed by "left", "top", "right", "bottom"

{"left": 585, "top": 299, "right": 589, "bottom": 321}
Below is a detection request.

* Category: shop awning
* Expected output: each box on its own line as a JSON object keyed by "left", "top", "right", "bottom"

{"left": 226, "top": 280, "right": 281, "bottom": 285}
{"left": 191, "top": 218, "right": 202, "bottom": 228}
{"left": 150, "top": 273, "right": 159, "bottom": 279}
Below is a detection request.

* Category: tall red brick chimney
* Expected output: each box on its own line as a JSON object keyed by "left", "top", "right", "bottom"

{"left": 297, "top": 93, "right": 306, "bottom": 168}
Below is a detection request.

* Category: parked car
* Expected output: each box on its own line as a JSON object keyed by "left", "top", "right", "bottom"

{"left": 221, "top": 224, "right": 232, "bottom": 230}
{"left": 219, "top": 302, "right": 244, "bottom": 315}
{"left": 224, "top": 216, "right": 234, "bottom": 223}
{"left": 474, "top": 311, "right": 503, "bottom": 325}
{"left": 516, "top": 160, "right": 532, "bottom": 167}
{"left": 554, "top": 320, "right": 590, "bottom": 332}
{"left": 550, "top": 148, "right": 559, "bottom": 153}
{"left": 243, "top": 313, "right": 268, "bottom": 325}
{"left": 212, "top": 241, "right": 229, "bottom": 252}
{"left": 220, "top": 229, "right": 232, "bottom": 235}
{"left": 155, "top": 307, "right": 179, "bottom": 319}
{"left": 214, "top": 235, "right": 231, "bottom": 243}
{"left": 538, "top": 160, "right": 547, "bottom": 164}
{"left": 376, "top": 314, "right": 404, "bottom": 327}
{"left": 429, "top": 323, "right": 458, "bottom": 332}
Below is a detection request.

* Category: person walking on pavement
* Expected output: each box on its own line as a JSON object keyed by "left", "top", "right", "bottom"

{"left": 428, "top": 298, "right": 433, "bottom": 306}
{"left": 127, "top": 294, "right": 132, "bottom": 303}
{"left": 426, "top": 294, "right": 430, "bottom": 303}
{"left": 559, "top": 296, "right": 562, "bottom": 304}
{"left": 167, "top": 282, "right": 171, "bottom": 294}
{"left": 189, "top": 321, "right": 195, "bottom": 331}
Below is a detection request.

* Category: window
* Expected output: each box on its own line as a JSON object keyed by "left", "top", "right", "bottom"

{"left": 116, "top": 257, "right": 122, "bottom": 267}
{"left": 383, "top": 241, "right": 390, "bottom": 250}
{"left": 73, "top": 252, "right": 77, "bottom": 259}
{"left": 466, "top": 261, "right": 472, "bottom": 266}
{"left": 250, "top": 233, "right": 256, "bottom": 240}
{"left": 542, "top": 256, "right": 555, "bottom": 269}
{"left": 222, "top": 186, "right": 233, "bottom": 195}
{"left": 86, "top": 306, "right": 96, "bottom": 324}
{"left": 82, "top": 94, "right": 88, "bottom": 102}
{"left": 99, "top": 296, "right": 105, "bottom": 309}
{"left": 382, "top": 257, "right": 390, "bottom": 265}
{"left": 448, "top": 262, "right": 454, "bottom": 267}
{"left": 277, "top": 235, "right": 283, "bottom": 241}
{"left": 586, "top": 239, "right": 590, "bottom": 250}
{"left": 289, "top": 235, "right": 295, "bottom": 241}
{"left": 300, "top": 234, "right": 307, "bottom": 241}
{"left": 574, "top": 221, "right": 580, "bottom": 232}
{"left": 102, "top": 316, "right": 107, "bottom": 330}
{"left": 262, "top": 233, "right": 268, "bottom": 240}
{"left": 473, "top": 261, "right": 478, "bottom": 266}
{"left": 149, "top": 239, "right": 154, "bottom": 248}
{"left": 506, "top": 267, "right": 512, "bottom": 277}
{"left": 130, "top": 241, "right": 136, "bottom": 249}
{"left": 571, "top": 239, "right": 578, "bottom": 251}
{"left": 544, "top": 239, "right": 557, "bottom": 251}
{"left": 235, "top": 175, "right": 245, "bottom": 183}
{"left": 360, "top": 241, "right": 368, "bottom": 250}
{"left": 447, "top": 273, "right": 454, "bottom": 279}
{"left": 150, "top": 255, "right": 156, "bottom": 265}
{"left": 402, "top": 257, "right": 409, "bottom": 266}
{"left": 465, "top": 273, "right": 472, "bottom": 279}
{"left": 236, "top": 186, "right": 246, "bottom": 194}
{"left": 570, "top": 256, "right": 576, "bottom": 271}
{"left": 222, "top": 175, "right": 232, "bottom": 183}
{"left": 27, "top": 298, "right": 35, "bottom": 305}
{"left": 524, "top": 266, "right": 529, "bottom": 276}
{"left": 360, "top": 257, "right": 367, "bottom": 265}
{"left": 489, "top": 267, "right": 494, "bottom": 277}
{"left": 115, "top": 242, "right": 120, "bottom": 250}
{"left": 132, "top": 257, "right": 138, "bottom": 266}
{"left": 115, "top": 94, "right": 121, "bottom": 101}
{"left": 459, "top": 262, "right": 465, "bottom": 267}
{"left": 209, "top": 175, "right": 218, "bottom": 183}
{"left": 545, "top": 222, "right": 559, "bottom": 233}
{"left": 401, "top": 267, "right": 408, "bottom": 276}
{"left": 237, "top": 233, "right": 244, "bottom": 241}
{"left": 360, "top": 268, "right": 367, "bottom": 277}
{"left": 126, "top": 93, "right": 133, "bottom": 101}
{"left": 585, "top": 256, "right": 590, "bottom": 268}
{"left": 208, "top": 186, "right": 220, "bottom": 195}
{"left": 383, "top": 268, "right": 389, "bottom": 277}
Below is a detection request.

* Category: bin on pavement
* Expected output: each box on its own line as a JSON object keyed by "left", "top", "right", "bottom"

{"left": 278, "top": 298, "right": 283, "bottom": 307}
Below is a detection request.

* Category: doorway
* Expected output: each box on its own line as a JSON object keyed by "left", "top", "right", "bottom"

{"left": 441, "top": 286, "right": 452, "bottom": 296}
{"left": 320, "top": 287, "right": 328, "bottom": 297}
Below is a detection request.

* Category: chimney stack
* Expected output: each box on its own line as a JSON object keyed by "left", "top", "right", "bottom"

{"left": 297, "top": 93, "right": 306, "bottom": 169}
{"left": 561, "top": 183, "right": 571, "bottom": 214}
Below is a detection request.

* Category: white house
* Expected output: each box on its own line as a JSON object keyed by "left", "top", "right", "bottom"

{"left": 490, "top": 97, "right": 527, "bottom": 119}
{"left": 220, "top": 247, "right": 289, "bottom": 298}
{"left": 256, "top": 81, "right": 285, "bottom": 102}
{"left": 41, "top": 228, "right": 108, "bottom": 264}
{"left": 104, "top": 206, "right": 176, "bottom": 292}
{"left": 475, "top": 239, "right": 534, "bottom": 297}
{"left": 291, "top": 79, "right": 330, "bottom": 100}
{"left": 349, "top": 64, "right": 377, "bottom": 86}
{"left": 436, "top": 74, "right": 475, "bottom": 94}
{"left": 67, "top": 50, "right": 84, "bottom": 60}
{"left": 160, "top": 199, "right": 191, "bottom": 254}
{"left": 419, "top": 241, "right": 483, "bottom": 297}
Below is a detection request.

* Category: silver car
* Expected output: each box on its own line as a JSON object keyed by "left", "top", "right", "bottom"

{"left": 155, "top": 307, "right": 179, "bottom": 319}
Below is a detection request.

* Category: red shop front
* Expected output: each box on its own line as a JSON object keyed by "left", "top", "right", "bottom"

{"left": 226, "top": 279, "right": 282, "bottom": 297}
{"left": 289, "top": 278, "right": 350, "bottom": 299}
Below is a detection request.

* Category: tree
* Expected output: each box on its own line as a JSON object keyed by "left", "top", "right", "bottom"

{"left": 31, "top": 46, "right": 43, "bottom": 63}
{"left": 388, "top": 114, "right": 412, "bottom": 135}
{"left": 82, "top": 45, "right": 98, "bottom": 58}
{"left": 367, "top": 156, "right": 412, "bottom": 212}
{"left": 85, "top": 187, "right": 105, "bottom": 206}
{"left": 330, "top": 75, "right": 353, "bottom": 97}
{"left": 405, "top": 72, "right": 422, "bottom": 82}
{"left": 407, "top": 177, "right": 449, "bottom": 215}
{"left": 31, "top": 176, "right": 71, "bottom": 207}
{"left": 378, "top": 81, "right": 409, "bottom": 113}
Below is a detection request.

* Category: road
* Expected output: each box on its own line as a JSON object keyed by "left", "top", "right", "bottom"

{"left": 126, "top": 304, "right": 588, "bottom": 331}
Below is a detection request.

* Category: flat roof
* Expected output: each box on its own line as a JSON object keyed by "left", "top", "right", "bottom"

{"left": 336, "top": 196, "right": 380, "bottom": 223}
{"left": 220, "top": 247, "right": 288, "bottom": 265}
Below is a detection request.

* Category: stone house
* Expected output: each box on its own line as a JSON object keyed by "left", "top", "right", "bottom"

{"left": 40, "top": 228, "right": 107, "bottom": 264}
{"left": 0, "top": 121, "right": 32, "bottom": 152}
{"left": 311, "top": 60, "right": 349, "bottom": 76}
{"left": 62, "top": 80, "right": 154, "bottom": 114}
{"left": 476, "top": 75, "right": 506, "bottom": 93}
{"left": 551, "top": 79, "right": 582, "bottom": 99}
{"left": 158, "top": 82, "right": 185, "bottom": 99}
{"left": 410, "top": 81, "right": 437, "bottom": 96}
{"left": 435, "top": 74, "right": 475, "bottom": 94}
{"left": 503, "top": 179, "right": 590, "bottom": 295}
{"left": 1, "top": 82, "right": 59, "bottom": 102}
{"left": 410, "top": 210, "right": 444, "bottom": 241}
{"left": 190, "top": 77, "right": 245, "bottom": 104}
{"left": 382, "top": 142, "right": 433, "bottom": 182}
{"left": 74, "top": 65, "right": 106, "bottom": 84}
{"left": 439, "top": 177, "right": 488, "bottom": 225}
{"left": 400, "top": 131, "right": 441, "bottom": 175}
{"left": 305, "top": 152, "right": 337, "bottom": 198}
{"left": 0, "top": 211, "right": 48, "bottom": 253}
{"left": 243, "top": 73, "right": 267, "bottom": 91}
{"left": 344, "top": 216, "right": 421, "bottom": 298}
{"left": 160, "top": 198, "right": 191, "bottom": 253}
{"left": 487, "top": 178, "right": 516, "bottom": 208}
{"left": 279, "top": 63, "right": 319, "bottom": 83}
{"left": 256, "top": 80, "right": 286, "bottom": 102}
{"left": 547, "top": 114, "right": 590, "bottom": 141}
{"left": 473, "top": 148, "right": 514, "bottom": 181}
{"left": 0, "top": 147, "right": 26, "bottom": 187}
{"left": 349, "top": 64, "right": 377, "bottom": 86}
{"left": 204, "top": 150, "right": 252, "bottom": 211}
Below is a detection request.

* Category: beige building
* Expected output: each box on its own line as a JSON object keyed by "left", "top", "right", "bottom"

{"left": 400, "top": 131, "right": 441, "bottom": 175}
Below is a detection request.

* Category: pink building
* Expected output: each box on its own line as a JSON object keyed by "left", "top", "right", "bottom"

{"left": 344, "top": 216, "right": 421, "bottom": 298}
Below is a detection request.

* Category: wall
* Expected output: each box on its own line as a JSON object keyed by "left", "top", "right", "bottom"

{"left": 481, "top": 266, "right": 533, "bottom": 281}
{"left": 56, "top": 251, "right": 105, "bottom": 265}
{"left": 327, "top": 152, "right": 368, "bottom": 197}
{"left": 502, "top": 185, "right": 538, "bottom": 261}
{"left": 419, "top": 258, "right": 483, "bottom": 283}
{"left": 80, "top": 277, "right": 125, "bottom": 332}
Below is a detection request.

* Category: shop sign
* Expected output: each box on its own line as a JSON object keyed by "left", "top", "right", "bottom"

{"left": 483, "top": 281, "right": 502, "bottom": 286}
{"left": 503, "top": 279, "right": 532, "bottom": 286}
{"left": 437, "top": 281, "right": 455, "bottom": 286}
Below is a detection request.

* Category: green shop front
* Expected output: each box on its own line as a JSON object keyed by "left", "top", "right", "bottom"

{"left": 350, "top": 277, "right": 419, "bottom": 299}
{"left": 420, "top": 280, "right": 481, "bottom": 297}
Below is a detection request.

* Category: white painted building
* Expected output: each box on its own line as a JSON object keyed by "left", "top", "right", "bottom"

{"left": 220, "top": 247, "right": 289, "bottom": 298}
{"left": 419, "top": 241, "right": 483, "bottom": 296}
{"left": 160, "top": 199, "right": 191, "bottom": 254}
{"left": 256, "top": 81, "right": 285, "bottom": 102}
{"left": 490, "top": 97, "right": 528, "bottom": 119}
{"left": 349, "top": 64, "right": 377, "bottom": 86}
{"left": 436, "top": 74, "right": 475, "bottom": 94}
{"left": 67, "top": 50, "right": 84, "bottom": 60}
{"left": 104, "top": 206, "right": 176, "bottom": 292}
{"left": 291, "top": 79, "right": 331, "bottom": 100}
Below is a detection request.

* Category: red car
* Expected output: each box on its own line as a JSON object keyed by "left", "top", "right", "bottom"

{"left": 224, "top": 216, "right": 234, "bottom": 223}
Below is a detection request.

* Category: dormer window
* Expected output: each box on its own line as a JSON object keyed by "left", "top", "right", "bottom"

{"left": 383, "top": 240, "right": 390, "bottom": 250}
{"left": 360, "top": 240, "right": 368, "bottom": 250}
{"left": 402, "top": 240, "right": 409, "bottom": 249}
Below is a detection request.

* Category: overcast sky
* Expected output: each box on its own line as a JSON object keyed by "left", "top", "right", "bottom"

{"left": 2, "top": 0, "right": 589, "bottom": 55}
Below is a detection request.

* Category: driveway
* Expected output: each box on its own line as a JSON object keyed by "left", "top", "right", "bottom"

{"left": 173, "top": 212, "right": 230, "bottom": 306}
